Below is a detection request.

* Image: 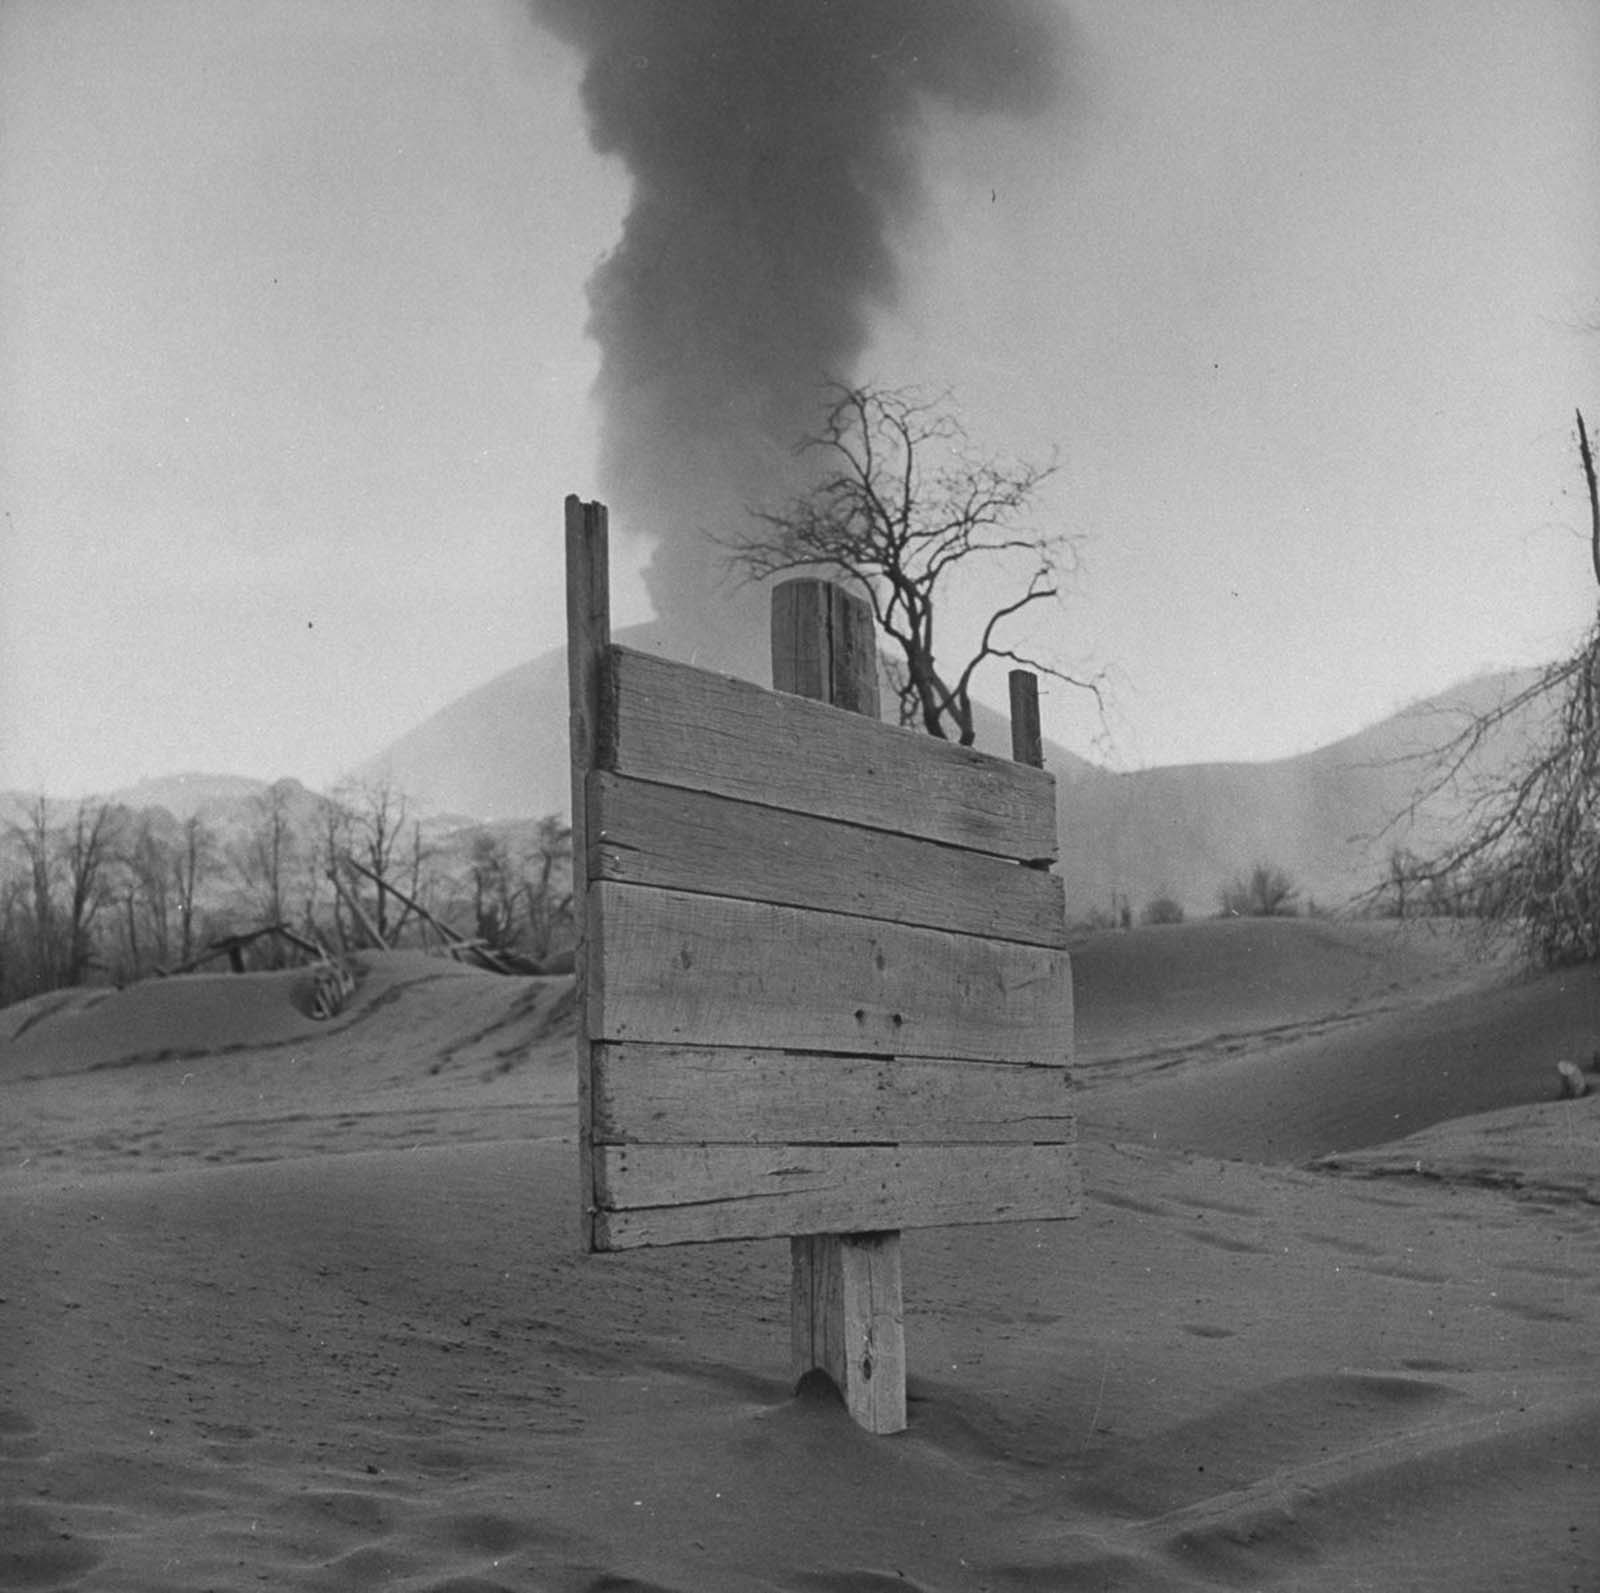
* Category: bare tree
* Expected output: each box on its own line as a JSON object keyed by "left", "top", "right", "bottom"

{"left": 457, "top": 816, "right": 571, "bottom": 962}
{"left": 468, "top": 830, "right": 518, "bottom": 951}
{"left": 395, "top": 820, "right": 436, "bottom": 943}
{"left": 172, "top": 813, "right": 217, "bottom": 966}
{"left": 1141, "top": 893, "right": 1186, "bottom": 926}
{"left": 313, "top": 793, "right": 356, "bottom": 953}
{"left": 721, "top": 381, "right": 1100, "bottom": 745}
{"left": 122, "top": 813, "right": 176, "bottom": 974}
{"left": 1219, "top": 862, "right": 1299, "bottom": 919}
{"left": 0, "top": 796, "right": 122, "bottom": 991}
{"left": 1378, "top": 844, "right": 1421, "bottom": 921}
{"left": 233, "top": 783, "right": 299, "bottom": 963}
{"left": 58, "top": 800, "right": 123, "bottom": 986}
{"left": 335, "top": 776, "right": 421, "bottom": 945}
{"left": 10, "top": 796, "right": 59, "bottom": 991}
{"left": 0, "top": 868, "right": 29, "bottom": 1005}
{"left": 521, "top": 815, "right": 574, "bottom": 962}
{"left": 1383, "top": 409, "right": 1600, "bottom": 966}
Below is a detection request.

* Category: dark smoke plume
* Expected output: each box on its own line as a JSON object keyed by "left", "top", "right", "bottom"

{"left": 533, "top": 1, "right": 1063, "bottom": 676}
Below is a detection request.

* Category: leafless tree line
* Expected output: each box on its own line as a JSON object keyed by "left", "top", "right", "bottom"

{"left": 0, "top": 778, "right": 574, "bottom": 1008}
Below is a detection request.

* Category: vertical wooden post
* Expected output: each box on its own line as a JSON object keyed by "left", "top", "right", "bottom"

{"left": 771, "top": 580, "right": 881, "bottom": 719}
{"left": 790, "top": 1233, "right": 905, "bottom": 1431}
{"left": 566, "top": 496, "right": 611, "bottom": 1252}
{"left": 1008, "top": 669, "right": 1044, "bottom": 770}
{"left": 773, "top": 578, "right": 907, "bottom": 1436}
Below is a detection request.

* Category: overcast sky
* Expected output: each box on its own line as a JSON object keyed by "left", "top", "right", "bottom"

{"left": 2, "top": 0, "right": 1595, "bottom": 799}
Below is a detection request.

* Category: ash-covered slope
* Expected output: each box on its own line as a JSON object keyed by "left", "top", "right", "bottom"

{"left": 1054, "top": 667, "right": 1546, "bottom": 916}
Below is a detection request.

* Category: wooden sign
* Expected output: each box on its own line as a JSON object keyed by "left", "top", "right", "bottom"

{"left": 565, "top": 497, "right": 1079, "bottom": 1429}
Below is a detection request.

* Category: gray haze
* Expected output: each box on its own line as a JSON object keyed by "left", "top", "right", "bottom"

{"left": 2, "top": 3, "right": 1591, "bottom": 794}
{"left": 530, "top": 0, "right": 1063, "bottom": 673}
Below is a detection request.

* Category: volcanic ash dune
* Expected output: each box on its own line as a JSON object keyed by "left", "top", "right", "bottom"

{"left": 2, "top": 923, "right": 1597, "bottom": 1591}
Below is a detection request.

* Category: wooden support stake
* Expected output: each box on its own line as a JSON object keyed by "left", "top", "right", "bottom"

{"left": 772, "top": 577, "right": 907, "bottom": 1435}
{"left": 790, "top": 1233, "right": 905, "bottom": 1431}
{"left": 566, "top": 497, "right": 611, "bottom": 1252}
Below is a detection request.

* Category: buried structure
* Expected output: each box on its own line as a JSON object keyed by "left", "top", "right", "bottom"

{"left": 565, "top": 496, "right": 1080, "bottom": 1433}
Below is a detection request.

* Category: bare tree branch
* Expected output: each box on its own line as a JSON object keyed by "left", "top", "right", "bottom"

{"left": 1578, "top": 407, "right": 1598, "bottom": 590}
{"left": 718, "top": 380, "right": 1096, "bottom": 746}
{"left": 1366, "top": 408, "right": 1600, "bottom": 963}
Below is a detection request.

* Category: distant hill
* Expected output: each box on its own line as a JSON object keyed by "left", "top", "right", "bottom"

{"left": 104, "top": 773, "right": 274, "bottom": 823}
{"left": 0, "top": 774, "right": 283, "bottom": 834}
{"left": 357, "top": 630, "right": 1550, "bottom": 919}
{"left": 1055, "top": 667, "right": 1548, "bottom": 918}
{"left": 354, "top": 621, "right": 1098, "bottom": 824}
{"left": 354, "top": 630, "right": 577, "bottom": 825}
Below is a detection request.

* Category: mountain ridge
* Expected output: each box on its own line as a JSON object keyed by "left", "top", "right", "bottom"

{"left": 351, "top": 634, "right": 1548, "bottom": 917}
{"left": 2, "top": 654, "right": 1546, "bottom": 923}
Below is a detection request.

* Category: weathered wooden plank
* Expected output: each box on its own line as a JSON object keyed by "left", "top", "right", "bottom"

{"left": 792, "top": 1233, "right": 905, "bottom": 1433}
{"left": 591, "top": 1143, "right": 1083, "bottom": 1249}
{"left": 601, "top": 646, "right": 1058, "bottom": 863}
{"left": 588, "top": 772, "right": 1067, "bottom": 948}
{"left": 588, "top": 882, "right": 1074, "bottom": 1064}
{"left": 590, "top": 1043, "right": 1075, "bottom": 1145}
{"left": 566, "top": 496, "right": 609, "bottom": 1253}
